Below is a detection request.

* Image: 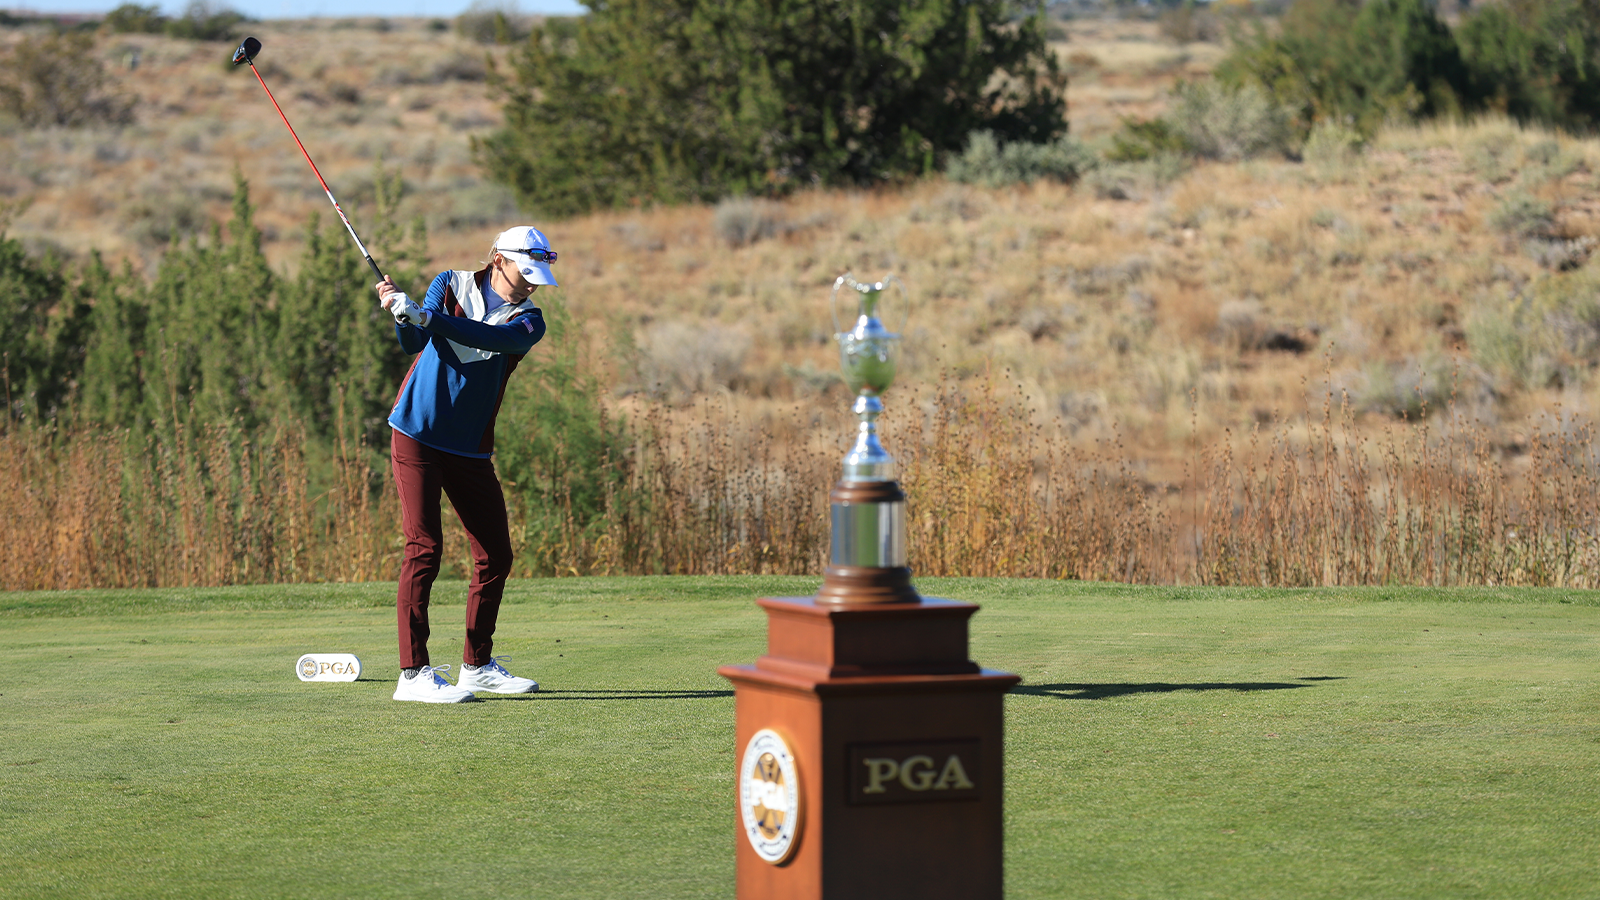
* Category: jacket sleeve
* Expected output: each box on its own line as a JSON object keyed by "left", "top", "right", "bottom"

{"left": 392, "top": 272, "right": 452, "bottom": 355}
{"left": 425, "top": 307, "right": 546, "bottom": 355}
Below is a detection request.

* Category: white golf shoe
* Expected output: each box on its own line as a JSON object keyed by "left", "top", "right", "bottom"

{"left": 393, "top": 665, "right": 476, "bottom": 703}
{"left": 456, "top": 657, "right": 540, "bottom": 695}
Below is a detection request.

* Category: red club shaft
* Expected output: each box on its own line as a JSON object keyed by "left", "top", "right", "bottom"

{"left": 245, "top": 60, "right": 383, "bottom": 281}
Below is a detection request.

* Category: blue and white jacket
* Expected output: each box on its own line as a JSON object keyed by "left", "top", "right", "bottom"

{"left": 388, "top": 267, "right": 547, "bottom": 458}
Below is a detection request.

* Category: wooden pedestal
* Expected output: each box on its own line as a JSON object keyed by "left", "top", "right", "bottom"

{"left": 718, "top": 587, "right": 1019, "bottom": 900}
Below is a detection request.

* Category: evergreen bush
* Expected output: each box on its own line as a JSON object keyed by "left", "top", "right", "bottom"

{"left": 0, "top": 232, "right": 70, "bottom": 422}
{"left": 104, "top": 3, "right": 167, "bottom": 33}
{"left": 1219, "top": 0, "right": 1600, "bottom": 134}
{"left": 163, "top": 1, "right": 249, "bottom": 42}
{"left": 1218, "top": 0, "right": 1471, "bottom": 135}
{"left": 476, "top": 0, "right": 1067, "bottom": 216}
{"left": 1456, "top": 0, "right": 1600, "bottom": 131}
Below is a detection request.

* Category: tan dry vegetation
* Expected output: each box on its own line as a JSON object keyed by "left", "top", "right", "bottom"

{"left": 7, "top": 19, "right": 1600, "bottom": 587}
{"left": 1049, "top": 18, "right": 1228, "bottom": 141}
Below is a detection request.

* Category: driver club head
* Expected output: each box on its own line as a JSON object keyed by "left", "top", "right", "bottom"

{"left": 232, "top": 36, "right": 261, "bottom": 66}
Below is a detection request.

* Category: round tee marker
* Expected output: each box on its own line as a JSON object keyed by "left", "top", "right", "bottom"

{"left": 295, "top": 653, "right": 361, "bottom": 682}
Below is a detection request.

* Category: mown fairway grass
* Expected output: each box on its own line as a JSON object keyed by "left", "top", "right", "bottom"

{"left": 1, "top": 577, "right": 1597, "bottom": 899}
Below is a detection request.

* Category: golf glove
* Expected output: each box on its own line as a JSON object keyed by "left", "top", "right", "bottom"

{"left": 389, "top": 293, "right": 430, "bottom": 328}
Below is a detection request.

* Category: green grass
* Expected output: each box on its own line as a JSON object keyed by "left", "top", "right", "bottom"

{"left": 2, "top": 577, "right": 1597, "bottom": 899}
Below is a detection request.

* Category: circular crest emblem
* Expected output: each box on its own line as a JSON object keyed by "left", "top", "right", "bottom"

{"left": 739, "top": 728, "right": 801, "bottom": 864}
{"left": 297, "top": 655, "right": 318, "bottom": 680}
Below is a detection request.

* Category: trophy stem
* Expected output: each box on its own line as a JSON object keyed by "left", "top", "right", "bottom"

{"left": 842, "top": 395, "right": 895, "bottom": 482}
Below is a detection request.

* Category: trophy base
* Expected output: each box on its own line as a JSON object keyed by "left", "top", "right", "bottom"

{"left": 815, "top": 565, "right": 920, "bottom": 606}
{"left": 720, "top": 594, "right": 1016, "bottom": 899}
{"left": 828, "top": 479, "right": 908, "bottom": 572}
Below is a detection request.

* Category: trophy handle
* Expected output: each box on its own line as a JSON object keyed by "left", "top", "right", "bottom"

{"left": 833, "top": 272, "right": 909, "bottom": 337}
{"left": 830, "top": 273, "right": 853, "bottom": 337}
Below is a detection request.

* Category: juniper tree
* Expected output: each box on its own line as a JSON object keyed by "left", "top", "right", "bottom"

{"left": 476, "top": 0, "right": 1067, "bottom": 216}
{"left": 1456, "top": 0, "right": 1600, "bottom": 130}
{"left": 77, "top": 256, "right": 149, "bottom": 430}
{"left": 1219, "top": 0, "right": 1471, "bottom": 135}
{"left": 0, "top": 234, "right": 68, "bottom": 423}
{"left": 140, "top": 175, "right": 276, "bottom": 437}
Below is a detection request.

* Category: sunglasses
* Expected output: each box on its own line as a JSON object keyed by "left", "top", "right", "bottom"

{"left": 496, "top": 247, "right": 558, "bottom": 264}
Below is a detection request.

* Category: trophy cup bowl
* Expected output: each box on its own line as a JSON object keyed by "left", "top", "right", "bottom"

{"left": 833, "top": 274, "right": 904, "bottom": 483}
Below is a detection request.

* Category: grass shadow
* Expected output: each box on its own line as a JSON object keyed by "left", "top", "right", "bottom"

{"left": 1014, "top": 676, "right": 1346, "bottom": 700}
{"left": 482, "top": 688, "right": 736, "bottom": 702}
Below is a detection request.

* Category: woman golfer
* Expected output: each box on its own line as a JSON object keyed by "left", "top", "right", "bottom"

{"left": 375, "top": 226, "right": 554, "bottom": 703}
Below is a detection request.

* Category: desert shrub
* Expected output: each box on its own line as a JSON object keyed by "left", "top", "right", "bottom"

{"left": 163, "top": 0, "right": 249, "bottom": 41}
{"left": 123, "top": 190, "right": 206, "bottom": 248}
{"left": 1218, "top": 0, "right": 1471, "bottom": 135}
{"left": 1085, "top": 155, "right": 1189, "bottom": 201}
{"left": 1527, "top": 236, "right": 1598, "bottom": 272}
{"left": 1107, "top": 118, "right": 1188, "bottom": 162}
{"left": 1464, "top": 127, "right": 1519, "bottom": 182}
{"left": 1167, "top": 80, "right": 1291, "bottom": 161}
{"left": 1303, "top": 121, "right": 1365, "bottom": 165}
{"left": 1490, "top": 192, "right": 1557, "bottom": 240}
{"left": 429, "top": 51, "right": 488, "bottom": 83}
{"left": 1158, "top": 1, "right": 1222, "bottom": 45}
{"left": 635, "top": 320, "right": 751, "bottom": 401}
{"left": 477, "top": 0, "right": 1066, "bottom": 216}
{"left": 436, "top": 181, "right": 522, "bottom": 232}
{"left": 1467, "top": 274, "right": 1600, "bottom": 391}
{"left": 945, "top": 131, "right": 1099, "bottom": 188}
{"left": 1106, "top": 81, "right": 1288, "bottom": 164}
{"left": 1215, "top": 299, "right": 1266, "bottom": 352}
{"left": 713, "top": 197, "right": 786, "bottom": 247}
{"left": 1357, "top": 354, "right": 1456, "bottom": 418}
{"left": 104, "top": 3, "right": 167, "bottom": 33}
{"left": 456, "top": 1, "right": 531, "bottom": 45}
{"left": 0, "top": 32, "right": 136, "bottom": 128}
{"left": 1525, "top": 139, "right": 1561, "bottom": 166}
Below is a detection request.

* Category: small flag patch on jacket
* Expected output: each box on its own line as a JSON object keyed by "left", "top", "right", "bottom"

{"left": 519, "top": 317, "right": 535, "bottom": 333}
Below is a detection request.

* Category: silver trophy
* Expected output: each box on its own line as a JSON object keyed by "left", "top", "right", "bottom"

{"left": 826, "top": 274, "right": 910, "bottom": 583}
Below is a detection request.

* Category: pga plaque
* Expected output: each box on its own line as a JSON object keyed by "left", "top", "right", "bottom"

{"left": 719, "top": 272, "right": 1018, "bottom": 899}
{"left": 295, "top": 653, "right": 361, "bottom": 682}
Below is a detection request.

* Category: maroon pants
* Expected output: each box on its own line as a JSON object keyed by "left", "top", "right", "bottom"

{"left": 390, "top": 429, "right": 513, "bottom": 669}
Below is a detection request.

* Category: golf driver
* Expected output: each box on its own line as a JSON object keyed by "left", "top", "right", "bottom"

{"left": 232, "top": 36, "right": 384, "bottom": 281}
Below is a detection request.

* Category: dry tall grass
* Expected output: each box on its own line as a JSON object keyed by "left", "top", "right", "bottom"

{"left": 0, "top": 421, "right": 396, "bottom": 590}
{"left": 7, "top": 365, "right": 1598, "bottom": 591}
